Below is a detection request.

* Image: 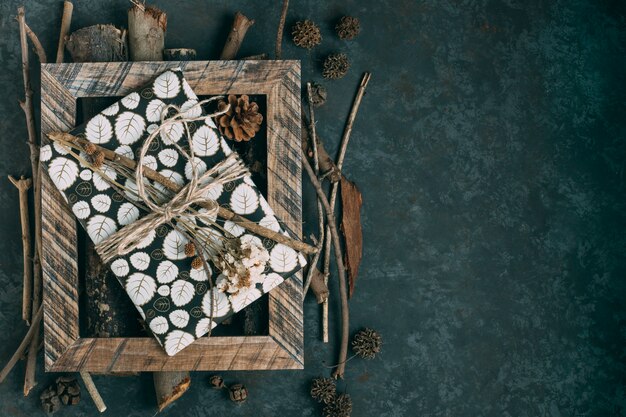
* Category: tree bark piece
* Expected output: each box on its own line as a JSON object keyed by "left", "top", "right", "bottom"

{"left": 275, "top": 0, "right": 289, "bottom": 59}
{"left": 128, "top": 4, "right": 166, "bottom": 61}
{"left": 309, "top": 268, "right": 329, "bottom": 304}
{"left": 79, "top": 372, "right": 106, "bottom": 413}
{"left": 154, "top": 372, "right": 190, "bottom": 412}
{"left": 55, "top": 1, "right": 73, "bottom": 63}
{"left": 66, "top": 25, "right": 128, "bottom": 62}
{"left": 0, "top": 304, "right": 43, "bottom": 384}
{"left": 9, "top": 176, "right": 33, "bottom": 324}
{"left": 340, "top": 178, "right": 363, "bottom": 298}
{"left": 220, "top": 12, "right": 255, "bottom": 60}
{"left": 301, "top": 112, "right": 341, "bottom": 183}
{"left": 164, "top": 48, "right": 196, "bottom": 60}
{"left": 18, "top": 6, "right": 44, "bottom": 397}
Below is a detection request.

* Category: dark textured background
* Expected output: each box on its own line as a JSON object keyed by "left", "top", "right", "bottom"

{"left": 1, "top": 0, "right": 625, "bottom": 416}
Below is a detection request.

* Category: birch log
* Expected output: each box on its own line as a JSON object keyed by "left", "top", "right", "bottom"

{"left": 220, "top": 12, "right": 254, "bottom": 60}
{"left": 128, "top": 4, "right": 166, "bottom": 61}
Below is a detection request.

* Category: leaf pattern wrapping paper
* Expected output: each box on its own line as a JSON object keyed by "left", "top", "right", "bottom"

{"left": 41, "top": 68, "right": 305, "bottom": 356}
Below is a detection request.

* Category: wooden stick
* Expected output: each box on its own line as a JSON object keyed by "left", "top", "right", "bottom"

{"left": 154, "top": 371, "right": 190, "bottom": 412}
{"left": 9, "top": 176, "right": 33, "bottom": 324}
{"left": 301, "top": 112, "right": 341, "bottom": 183}
{"left": 275, "top": 0, "right": 289, "bottom": 59}
{"left": 48, "top": 133, "right": 317, "bottom": 254}
{"left": 55, "top": 1, "right": 73, "bottom": 63}
{"left": 18, "top": 6, "right": 44, "bottom": 397}
{"left": 128, "top": 3, "right": 167, "bottom": 61}
{"left": 0, "top": 304, "right": 43, "bottom": 384}
{"left": 241, "top": 53, "right": 268, "bottom": 60}
{"left": 321, "top": 72, "right": 371, "bottom": 345}
{"left": 80, "top": 372, "right": 107, "bottom": 413}
{"left": 301, "top": 156, "right": 349, "bottom": 379}
{"left": 220, "top": 12, "right": 254, "bottom": 60}
{"left": 24, "top": 23, "right": 47, "bottom": 64}
{"left": 303, "top": 82, "right": 325, "bottom": 295}
{"left": 164, "top": 48, "right": 196, "bottom": 61}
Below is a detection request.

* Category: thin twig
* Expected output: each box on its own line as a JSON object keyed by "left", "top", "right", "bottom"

{"left": 0, "top": 304, "right": 43, "bottom": 384}
{"left": 55, "top": 1, "right": 73, "bottom": 63}
{"left": 47, "top": 132, "right": 318, "bottom": 255}
{"left": 8, "top": 176, "right": 33, "bottom": 324}
{"left": 24, "top": 22, "right": 47, "bottom": 64}
{"left": 303, "top": 82, "right": 325, "bottom": 295}
{"left": 275, "top": 0, "right": 289, "bottom": 59}
{"left": 18, "top": 6, "right": 45, "bottom": 397}
{"left": 301, "top": 157, "right": 349, "bottom": 379}
{"left": 321, "top": 72, "right": 371, "bottom": 345}
{"left": 80, "top": 372, "right": 107, "bottom": 413}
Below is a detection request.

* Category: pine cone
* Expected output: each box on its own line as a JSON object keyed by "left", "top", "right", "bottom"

{"left": 323, "top": 393, "right": 352, "bottom": 417}
{"left": 56, "top": 376, "right": 81, "bottom": 406}
{"left": 229, "top": 383, "right": 248, "bottom": 403}
{"left": 335, "top": 16, "right": 360, "bottom": 40}
{"left": 40, "top": 386, "right": 62, "bottom": 414}
{"left": 216, "top": 95, "right": 263, "bottom": 142}
{"left": 309, "top": 82, "right": 327, "bottom": 107}
{"left": 292, "top": 20, "right": 322, "bottom": 49}
{"left": 184, "top": 242, "right": 196, "bottom": 257}
{"left": 191, "top": 256, "right": 203, "bottom": 270}
{"left": 351, "top": 328, "right": 382, "bottom": 359}
{"left": 310, "top": 377, "right": 336, "bottom": 404}
{"left": 323, "top": 54, "right": 350, "bottom": 79}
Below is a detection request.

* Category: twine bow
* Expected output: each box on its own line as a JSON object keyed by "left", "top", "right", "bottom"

{"left": 95, "top": 97, "right": 248, "bottom": 264}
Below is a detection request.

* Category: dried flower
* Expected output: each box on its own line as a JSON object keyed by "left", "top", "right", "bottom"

{"left": 351, "top": 328, "right": 382, "bottom": 359}
{"left": 216, "top": 95, "right": 263, "bottom": 142}
{"left": 310, "top": 377, "right": 336, "bottom": 404}
{"left": 209, "top": 375, "right": 225, "bottom": 389}
{"left": 309, "top": 82, "right": 327, "bottom": 107}
{"left": 91, "top": 150, "right": 105, "bottom": 169}
{"left": 323, "top": 53, "right": 350, "bottom": 79}
{"left": 215, "top": 239, "right": 269, "bottom": 297}
{"left": 191, "top": 256, "right": 203, "bottom": 270}
{"left": 83, "top": 142, "right": 97, "bottom": 155}
{"left": 184, "top": 242, "right": 196, "bottom": 257}
{"left": 323, "top": 393, "right": 352, "bottom": 417}
{"left": 335, "top": 16, "right": 360, "bottom": 40}
{"left": 229, "top": 383, "right": 248, "bottom": 403}
{"left": 292, "top": 20, "right": 322, "bottom": 49}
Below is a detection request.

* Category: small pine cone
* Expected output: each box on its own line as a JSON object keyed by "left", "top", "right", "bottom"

{"left": 323, "top": 53, "right": 350, "bottom": 79}
{"left": 229, "top": 383, "right": 248, "bottom": 403}
{"left": 56, "top": 376, "right": 81, "bottom": 406}
{"left": 351, "top": 328, "right": 382, "bottom": 360}
{"left": 215, "top": 95, "right": 263, "bottom": 142}
{"left": 83, "top": 142, "right": 97, "bottom": 155}
{"left": 191, "top": 256, "right": 203, "bottom": 270}
{"left": 40, "top": 385, "right": 62, "bottom": 414}
{"left": 209, "top": 375, "right": 225, "bottom": 389}
{"left": 323, "top": 393, "right": 352, "bottom": 417}
{"left": 184, "top": 242, "right": 196, "bottom": 257}
{"left": 91, "top": 150, "right": 105, "bottom": 169}
{"left": 335, "top": 16, "right": 361, "bottom": 40}
{"left": 310, "top": 377, "right": 336, "bottom": 404}
{"left": 309, "top": 82, "right": 327, "bottom": 107}
{"left": 292, "top": 20, "right": 322, "bottom": 49}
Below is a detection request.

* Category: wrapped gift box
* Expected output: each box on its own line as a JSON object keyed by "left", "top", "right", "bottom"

{"left": 41, "top": 68, "right": 305, "bottom": 356}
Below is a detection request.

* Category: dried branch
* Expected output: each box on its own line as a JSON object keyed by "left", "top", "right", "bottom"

{"left": 80, "top": 372, "right": 107, "bottom": 413}
{"left": 47, "top": 132, "right": 318, "bottom": 255}
{"left": 275, "top": 0, "right": 289, "bottom": 59}
{"left": 220, "top": 12, "right": 254, "bottom": 60}
{"left": 8, "top": 175, "right": 33, "bottom": 324}
{"left": 55, "top": 1, "right": 73, "bottom": 63}
{"left": 17, "top": 6, "right": 44, "bottom": 397}
{"left": 24, "top": 23, "right": 47, "bottom": 63}
{"left": 0, "top": 304, "right": 43, "bottom": 384}
{"left": 301, "top": 156, "right": 349, "bottom": 379}
{"left": 321, "top": 71, "right": 371, "bottom": 346}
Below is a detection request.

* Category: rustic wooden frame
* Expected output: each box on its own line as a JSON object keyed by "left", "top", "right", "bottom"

{"left": 40, "top": 61, "right": 303, "bottom": 372}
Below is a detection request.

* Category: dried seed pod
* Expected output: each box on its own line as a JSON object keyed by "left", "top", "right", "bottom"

{"left": 309, "top": 82, "right": 327, "bottom": 107}
{"left": 323, "top": 393, "right": 352, "bottom": 417}
{"left": 335, "top": 16, "right": 361, "bottom": 40}
{"left": 83, "top": 142, "right": 97, "bottom": 155}
{"left": 292, "top": 20, "right": 322, "bottom": 49}
{"left": 229, "top": 383, "right": 248, "bottom": 403}
{"left": 322, "top": 53, "right": 350, "bottom": 79}
{"left": 351, "top": 328, "right": 382, "bottom": 360}
{"left": 40, "top": 385, "right": 62, "bottom": 414}
{"left": 209, "top": 375, "right": 225, "bottom": 389}
{"left": 310, "top": 377, "right": 336, "bottom": 404}
{"left": 191, "top": 256, "right": 203, "bottom": 270}
{"left": 184, "top": 242, "right": 196, "bottom": 257}
{"left": 91, "top": 150, "right": 105, "bottom": 169}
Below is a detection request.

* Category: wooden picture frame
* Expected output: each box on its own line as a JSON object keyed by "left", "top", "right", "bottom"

{"left": 40, "top": 61, "right": 303, "bottom": 372}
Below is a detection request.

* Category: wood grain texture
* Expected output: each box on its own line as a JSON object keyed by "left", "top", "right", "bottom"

{"left": 40, "top": 60, "right": 303, "bottom": 372}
